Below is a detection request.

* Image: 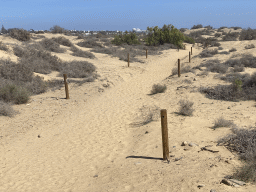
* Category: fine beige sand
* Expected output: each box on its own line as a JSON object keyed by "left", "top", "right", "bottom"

{"left": 1, "top": 29, "right": 256, "bottom": 191}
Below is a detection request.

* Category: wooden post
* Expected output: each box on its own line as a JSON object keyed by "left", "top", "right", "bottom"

{"left": 128, "top": 53, "right": 130, "bottom": 67}
{"left": 191, "top": 47, "right": 192, "bottom": 55}
{"left": 63, "top": 74, "right": 70, "bottom": 99}
{"left": 178, "top": 59, "right": 181, "bottom": 77}
{"left": 146, "top": 49, "right": 148, "bottom": 59}
{"left": 161, "top": 109, "right": 169, "bottom": 161}
{"left": 189, "top": 51, "right": 191, "bottom": 63}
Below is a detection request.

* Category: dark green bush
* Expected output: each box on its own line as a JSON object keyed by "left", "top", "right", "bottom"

{"left": 143, "top": 24, "right": 186, "bottom": 49}
{"left": 50, "top": 25, "right": 68, "bottom": 34}
{"left": 111, "top": 31, "right": 141, "bottom": 45}
{"left": 191, "top": 24, "right": 203, "bottom": 29}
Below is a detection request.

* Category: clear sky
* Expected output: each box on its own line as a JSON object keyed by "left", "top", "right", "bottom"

{"left": 1, "top": 0, "right": 256, "bottom": 32}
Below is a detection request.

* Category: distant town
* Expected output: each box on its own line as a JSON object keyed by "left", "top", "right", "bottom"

{"left": 0, "top": 25, "right": 149, "bottom": 36}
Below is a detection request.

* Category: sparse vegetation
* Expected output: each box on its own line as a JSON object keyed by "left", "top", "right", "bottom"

{"left": 9, "top": 28, "right": 31, "bottom": 41}
{"left": 0, "top": 100, "right": 18, "bottom": 117}
{"left": 213, "top": 117, "right": 235, "bottom": 129}
{"left": 50, "top": 25, "right": 68, "bottom": 34}
{"left": 150, "top": 84, "right": 167, "bottom": 94}
{"left": 39, "top": 38, "right": 66, "bottom": 53}
{"left": 199, "top": 48, "right": 218, "bottom": 57}
{"left": 0, "top": 83, "right": 31, "bottom": 104}
{"left": 178, "top": 99, "right": 194, "bottom": 116}
{"left": 239, "top": 27, "right": 256, "bottom": 41}
{"left": 222, "top": 32, "right": 240, "bottom": 41}
{"left": 77, "top": 39, "right": 104, "bottom": 48}
{"left": 191, "top": 24, "right": 203, "bottom": 29}
{"left": 217, "top": 126, "right": 256, "bottom": 183}
{"left": 52, "top": 36, "right": 73, "bottom": 47}
{"left": 0, "top": 41, "right": 9, "bottom": 51}
{"left": 245, "top": 44, "right": 255, "bottom": 49}
{"left": 111, "top": 30, "right": 141, "bottom": 46}
{"left": 229, "top": 47, "right": 237, "bottom": 52}
{"left": 214, "top": 33, "right": 222, "bottom": 37}
{"left": 70, "top": 46, "right": 96, "bottom": 59}
{"left": 172, "top": 64, "right": 194, "bottom": 76}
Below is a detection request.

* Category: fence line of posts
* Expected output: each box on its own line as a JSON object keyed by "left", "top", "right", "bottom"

{"left": 63, "top": 46, "right": 194, "bottom": 162}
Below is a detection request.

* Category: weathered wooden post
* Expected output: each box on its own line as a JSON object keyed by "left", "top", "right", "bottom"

{"left": 178, "top": 59, "right": 181, "bottom": 77}
{"left": 191, "top": 47, "right": 192, "bottom": 55}
{"left": 146, "top": 49, "right": 148, "bottom": 59}
{"left": 63, "top": 74, "right": 70, "bottom": 99}
{"left": 128, "top": 53, "right": 130, "bottom": 67}
{"left": 189, "top": 51, "right": 191, "bottom": 63}
{"left": 161, "top": 109, "right": 169, "bottom": 161}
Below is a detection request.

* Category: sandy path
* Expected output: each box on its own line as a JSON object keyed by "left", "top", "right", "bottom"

{"left": 1, "top": 44, "right": 255, "bottom": 191}
{"left": 0, "top": 46, "right": 191, "bottom": 191}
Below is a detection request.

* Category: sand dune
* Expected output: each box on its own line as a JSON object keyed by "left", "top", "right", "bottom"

{"left": 0, "top": 30, "right": 256, "bottom": 191}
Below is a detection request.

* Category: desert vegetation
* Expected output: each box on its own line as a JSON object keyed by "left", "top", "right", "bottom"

{"left": 1, "top": 23, "right": 256, "bottom": 185}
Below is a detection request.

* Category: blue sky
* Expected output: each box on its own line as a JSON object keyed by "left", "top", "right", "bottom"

{"left": 1, "top": 0, "right": 256, "bottom": 31}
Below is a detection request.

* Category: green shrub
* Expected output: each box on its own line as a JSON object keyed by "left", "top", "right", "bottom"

{"left": 143, "top": 24, "right": 185, "bottom": 49}
{"left": 111, "top": 31, "right": 141, "bottom": 45}
{"left": 191, "top": 24, "right": 203, "bottom": 29}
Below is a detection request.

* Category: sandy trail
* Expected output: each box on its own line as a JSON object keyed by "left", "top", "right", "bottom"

{"left": 0, "top": 47, "right": 193, "bottom": 191}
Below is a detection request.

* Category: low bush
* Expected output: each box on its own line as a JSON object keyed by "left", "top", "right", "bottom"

{"left": 77, "top": 39, "right": 104, "bottom": 48}
{"left": 52, "top": 36, "right": 73, "bottom": 47}
{"left": 150, "top": 84, "right": 167, "bottom": 94}
{"left": 77, "top": 34, "right": 85, "bottom": 39}
{"left": 111, "top": 31, "right": 141, "bottom": 46}
{"left": 231, "top": 27, "right": 242, "bottom": 30}
{"left": 214, "top": 33, "right": 222, "bottom": 37}
{"left": 70, "top": 46, "right": 96, "bottom": 59}
{"left": 9, "top": 28, "right": 31, "bottom": 41}
{"left": 217, "top": 126, "right": 256, "bottom": 183}
{"left": 0, "top": 83, "right": 31, "bottom": 104}
{"left": 222, "top": 32, "right": 240, "bottom": 41}
{"left": 39, "top": 38, "right": 66, "bottom": 53}
{"left": 239, "top": 27, "right": 256, "bottom": 41}
{"left": 50, "top": 25, "right": 68, "bottom": 34}
{"left": 179, "top": 28, "right": 187, "bottom": 32}
{"left": 199, "top": 48, "right": 218, "bottom": 58}
{"left": 172, "top": 65, "right": 193, "bottom": 75}
{"left": 57, "top": 60, "right": 97, "bottom": 78}
{"left": 0, "top": 41, "right": 9, "bottom": 51}
{"left": 178, "top": 99, "right": 194, "bottom": 116}
{"left": 213, "top": 117, "right": 235, "bottom": 129}
{"left": 229, "top": 47, "right": 237, "bottom": 52}
{"left": 207, "top": 63, "right": 228, "bottom": 74}
{"left": 245, "top": 44, "right": 255, "bottom": 49}
{"left": 0, "top": 100, "right": 18, "bottom": 117}
{"left": 191, "top": 24, "right": 203, "bottom": 29}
